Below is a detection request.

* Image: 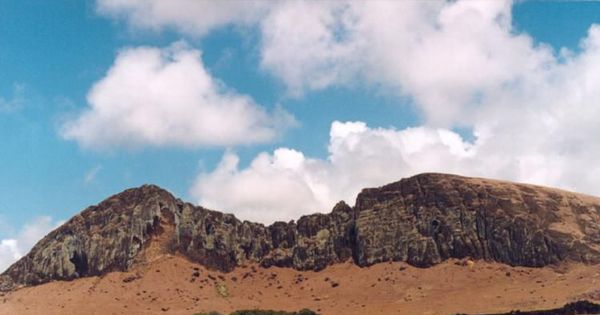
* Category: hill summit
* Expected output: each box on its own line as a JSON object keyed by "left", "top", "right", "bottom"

{"left": 2, "top": 173, "right": 600, "bottom": 292}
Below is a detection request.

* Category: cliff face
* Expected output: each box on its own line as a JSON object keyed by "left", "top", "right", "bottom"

{"left": 2, "top": 173, "right": 599, "bottom": 291}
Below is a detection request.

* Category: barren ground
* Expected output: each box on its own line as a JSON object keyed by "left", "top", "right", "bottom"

{"left": 1, "top": 255, "right": 599, "bottom": 315}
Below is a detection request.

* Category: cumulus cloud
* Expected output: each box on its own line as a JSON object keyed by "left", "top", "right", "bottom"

{"left": 102, "top": 0, "right": 600, "bottom": 223}
{"left": 97, "top": 0, "right": 268, "bottom": 36}
{"left": 61, "top": 42, "right": 294, "bottom": 150}
{"left": 192, "top": 22, "right": 600, "bottom": 221}
{"left": 259, "top": 1, "right": 366, "bottom": 95}
{"left": 0, "top": 240, "right": 20, "bottom": 271}
{"left": 258, "top": 0, "right": 558, "bottom": 125}
{"left": 192, "top": 115, "right": 600, "bottom": 225}
{"left": 96, "top": 0, "right": 554, "bottom": 124}
{"left": 192, "top": 149, "right": 327, "bottom": 224}
{"left": 192, "top": 121, "right": 477, "bottom": 224}
{"left": 0, "top": 216, "right": 61, "bottom": 272}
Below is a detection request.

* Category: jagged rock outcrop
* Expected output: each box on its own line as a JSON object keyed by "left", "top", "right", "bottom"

{"left": 2, "top": 173, "right": 600, "bottom": 291}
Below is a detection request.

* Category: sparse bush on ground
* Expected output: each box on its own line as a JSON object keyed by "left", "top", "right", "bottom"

{"left": 230, "top": 310, "right": 317, "bottom": 315}
{"left": 195, "top": 309, "right": 318, "bottom": 315}
{"left": 215, "top": 282, "right": 229, "bottom": 297}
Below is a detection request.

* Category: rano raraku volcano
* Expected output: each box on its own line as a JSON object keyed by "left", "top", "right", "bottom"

{"left": 1, "top": 173, "right": 600, "bottom": 291}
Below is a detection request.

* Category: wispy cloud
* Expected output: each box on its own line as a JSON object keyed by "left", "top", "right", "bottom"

{"left": 0, "top": 84, "right": 26, "bottom": 113}
{"left": 84, "top": 165, "right": 103, "bottom": 184}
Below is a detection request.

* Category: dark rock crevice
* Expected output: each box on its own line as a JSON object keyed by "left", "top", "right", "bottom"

{"left": 69, "top": 251, "right": 89, "bottom": 277}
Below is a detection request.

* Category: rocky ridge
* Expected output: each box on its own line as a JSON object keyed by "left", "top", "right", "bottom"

{"left": 1, "top": 173, "right": 599, "bottom": 291}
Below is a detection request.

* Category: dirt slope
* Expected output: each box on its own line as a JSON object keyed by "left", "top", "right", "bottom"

{"left": 1, "top": 255, "right": 599, "bottom": 315}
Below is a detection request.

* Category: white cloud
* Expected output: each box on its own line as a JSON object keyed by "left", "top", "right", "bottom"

{"left": 192, "top": 116, "right": 600, "bottom": 225}
{"left": 192, "top": 149, "right": 327, "bottom": 223}
{"left": 192, "top": 121, "right": 478, "bottom": 224}
{"left": 0, "top": 240, "right": 20, "bottom": 271}
{"left": 259, "top": 1, "right": 365, "bottom": 95}
{"left": 101, "top": 0, "right": 600, "bottom": 223}
{"left": 97, "top": 0, "right": 268, "bottom": 36}
{"left": 93, "top": 1, "right": 556, "bottom": 125}
{"left": 0, "top": 216, "right": 62, "bottom": 273}
{"left": 258, "top": 0, "right": 558, "bottom": 125}
{"left": 61, "top": 42, "right": 294, "bottom": 150}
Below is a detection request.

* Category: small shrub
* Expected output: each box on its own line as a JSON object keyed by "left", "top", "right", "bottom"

{"left": 215, "top": 282, "right": 229, "bottom": 297}
{"left": 230, "top": 309, "right": 318, "bottom": 315}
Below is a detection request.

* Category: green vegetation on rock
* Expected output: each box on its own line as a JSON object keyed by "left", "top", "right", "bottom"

{"left": 215, "top": 282, "right": 229, "bottom": 297}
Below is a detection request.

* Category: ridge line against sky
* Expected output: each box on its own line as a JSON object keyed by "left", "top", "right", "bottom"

{"left": 2, "top": 0, "right": 600, "bottom": 271}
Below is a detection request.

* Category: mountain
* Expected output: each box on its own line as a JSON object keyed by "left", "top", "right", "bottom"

{"left": 2, "top": 173, "right": 599, "bottom": 294}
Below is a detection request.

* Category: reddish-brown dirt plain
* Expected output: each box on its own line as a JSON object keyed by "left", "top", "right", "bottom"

{"left": 1, "top": 254, "right": 599, "bottom": 315}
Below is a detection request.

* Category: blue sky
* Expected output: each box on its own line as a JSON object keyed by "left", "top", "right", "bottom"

{"left": 0, "top": 0, "right": 420, "bottom": 231}
{"left": 2, "top": 0, "right": 600, "bottom": 270}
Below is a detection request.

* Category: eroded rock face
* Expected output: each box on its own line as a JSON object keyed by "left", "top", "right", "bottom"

{"left": 0, "top": 186, "right": 179, "bottom": 288}
{"left": 2, "top": 173, "right": 600, "bottom": 291}
{"left": 353, "top": 174, "right": 600, "bottom": 267}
